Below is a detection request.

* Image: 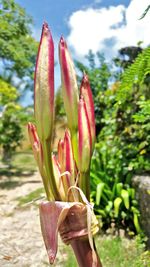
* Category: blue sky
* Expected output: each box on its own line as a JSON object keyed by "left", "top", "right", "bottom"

{"left": 15, "top": 0, "right": 150, "bottom": 105}
{"left": 16, "top": 0, "right": 130, "bottom": 38}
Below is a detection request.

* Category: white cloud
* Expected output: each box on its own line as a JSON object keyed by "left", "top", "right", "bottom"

{"left": 67, "top": 0, "right": 150, "bottom": 58}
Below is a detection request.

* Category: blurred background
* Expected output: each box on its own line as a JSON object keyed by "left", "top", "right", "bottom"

{"left": 0, "top": 0, "right": 150, "bottom": 266}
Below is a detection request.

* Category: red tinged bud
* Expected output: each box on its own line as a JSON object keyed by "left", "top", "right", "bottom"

{"left": 58, "top": 131, "right": 75, "bottom": 183}
{"left": 57, "top": 139, "right": 64, "bottom": 167}
{"left": 78, "top": 97, "right": 92, "bottom": 173}
{"left": 59, "top": 36, "right": 79, "bottom": 134}
{"left": 34, "top": 22, "right": 54, "bottom": 141}
{"left": 57, "top": 130, "right": 76, "bottom": 195}
{"left": 52, "top": 154, "right": 65, "bottom": 201}
{"left": 63, "top": 130, "right": 75, "bottom": 181}
{"left": 28, "top": 122, "right": 43, "bottom": 171}
{"left": 80, "top": 74, "right": 95, "bottom": 151}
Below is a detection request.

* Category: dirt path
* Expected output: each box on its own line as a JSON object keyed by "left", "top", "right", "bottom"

{"left": 0, "top": 172, "right": 68, "bottom": 267}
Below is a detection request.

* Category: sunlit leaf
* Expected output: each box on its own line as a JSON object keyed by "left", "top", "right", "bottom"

{"left": 114, "top": 197, "right": 122, "bottom": 217}
{"left": 96, "top": 183, "right": 105, "bottom": 205}
{"left": 121, "top": 189, "right": 130, "bottom": 209}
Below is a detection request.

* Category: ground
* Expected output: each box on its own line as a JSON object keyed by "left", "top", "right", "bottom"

{"left": 0, "top": 171, "right": 70, "bottom": 267}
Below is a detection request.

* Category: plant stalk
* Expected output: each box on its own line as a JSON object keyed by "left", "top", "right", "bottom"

{"left": 79, "top": 171, "right": 90, "bottom": 201}
{"left": 71, "top": 238, "right": 102, "bottom": 267}
{"left": 43, "top": 140, "right": 60, "bottom": 200}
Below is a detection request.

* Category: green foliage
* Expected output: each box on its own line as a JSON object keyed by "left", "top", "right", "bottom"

{"left": 0, "top": 0, "right": 38, "bottom": 87}
{"left": 116, "top": 47, "right": 150, "bottom": 103}
{"left": 133, "top": 99, "right": 150, "bottom": 123}
{"left": 0, "top": 102, "right": 25, "bottom": 162}
{"left": 90, "top": 46, "right": 150, "bottom": 233}
{"left": 0, "top": 79, "right": 28, "bottom": 162}
{"left": 0, "top": 78, "right": 18, "bottom": 104}
{"left": 113, "top": 46, "right": 142, "bottom": 71}
{"left": 0, "top": 0, "right": 38, "bottom": 162}
{"left": 90, "top": 145, "right": 141, "bottom": 233}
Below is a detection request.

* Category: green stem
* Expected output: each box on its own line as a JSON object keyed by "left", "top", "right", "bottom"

{"left": 40, "top": 171, "right": 52, "bottom": 200}
{"left": 79, "top": 170, "right": 90, "bottom": 201}
{"left": 43, "top": 140, "right": 61, "bottom": 200}
{"left": 71, "top": 131, "right": 78, "bottom": 166}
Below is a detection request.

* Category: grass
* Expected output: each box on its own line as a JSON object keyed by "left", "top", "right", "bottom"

{"left": 96, "top": 235, "right": 149, "bottom": 267}
{"left": 0, "top": 151, "right": 37, "bottom": 176}
{"left": 11, "top": 151, "right": 37, "bottom": 172}
{"left": 58, "top": 235, "right": 150, "bottom": 267}
{"left": 16, "top": 187, "right": 45, "bottom": 206}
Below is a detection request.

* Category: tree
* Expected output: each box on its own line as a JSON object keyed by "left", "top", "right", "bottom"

{"left": 0, "top": 0, "right": 38, "bottom": 162}
{"left": 0, "top": 0, "right": 38, "bottom": 91}
{"left": 113, "top": 46, "right": 143, "bottom": 73}
{"left": 0, "top": 79, "right": 27, "bottom": 163}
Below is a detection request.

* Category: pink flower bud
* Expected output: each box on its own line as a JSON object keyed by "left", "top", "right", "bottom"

{"left": 57, "top": 138, "right": 64, "bottom": 167}
{"left": 34, "top": 22, "right": 54, "bottom": 141}
{"left": 78, "top": 96, "right": 92, "bottom": 173}
{"left": 59, "top": 37, "right": 79, "bottom": 134}
{"left": 28, "top": 122, "right": 43, "bottom": 171}
{"left": 80, "top": 74, "right": 95, "bottom": 151}
{"left": 52, "top": 154, "right": 65, "bottom": 201}
{"left": 57, "top": 130, "right": 76, "bottom": 195}
{"left": 63, "top": 130, "right": 75, "bottom": 181}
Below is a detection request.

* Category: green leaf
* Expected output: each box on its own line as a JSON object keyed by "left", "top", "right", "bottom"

{"left": 96, "top": 209, "right": 107, "bottom": 217}
{"left": 96, "top": 182, "right": 105, "bottom": 205}
{"left": 114, "top": 197, "right": 122, "bottom": 218}
{"left": 116, "top": 182, "right": 123, "bottom": 196}
{"left": 131, "top": 206, "right": 140, "bottom": 215}
{"left": 127, "top": 188, "right": 135, "bottom": 199}
{"left": 133, "top": 213, "right": 141, "bottom": 233}
{"left": 121, "top": 189, "right": 130, "bottom": 209}
{"left": 105, "top": 201, "right": 113, "bottom": 213}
